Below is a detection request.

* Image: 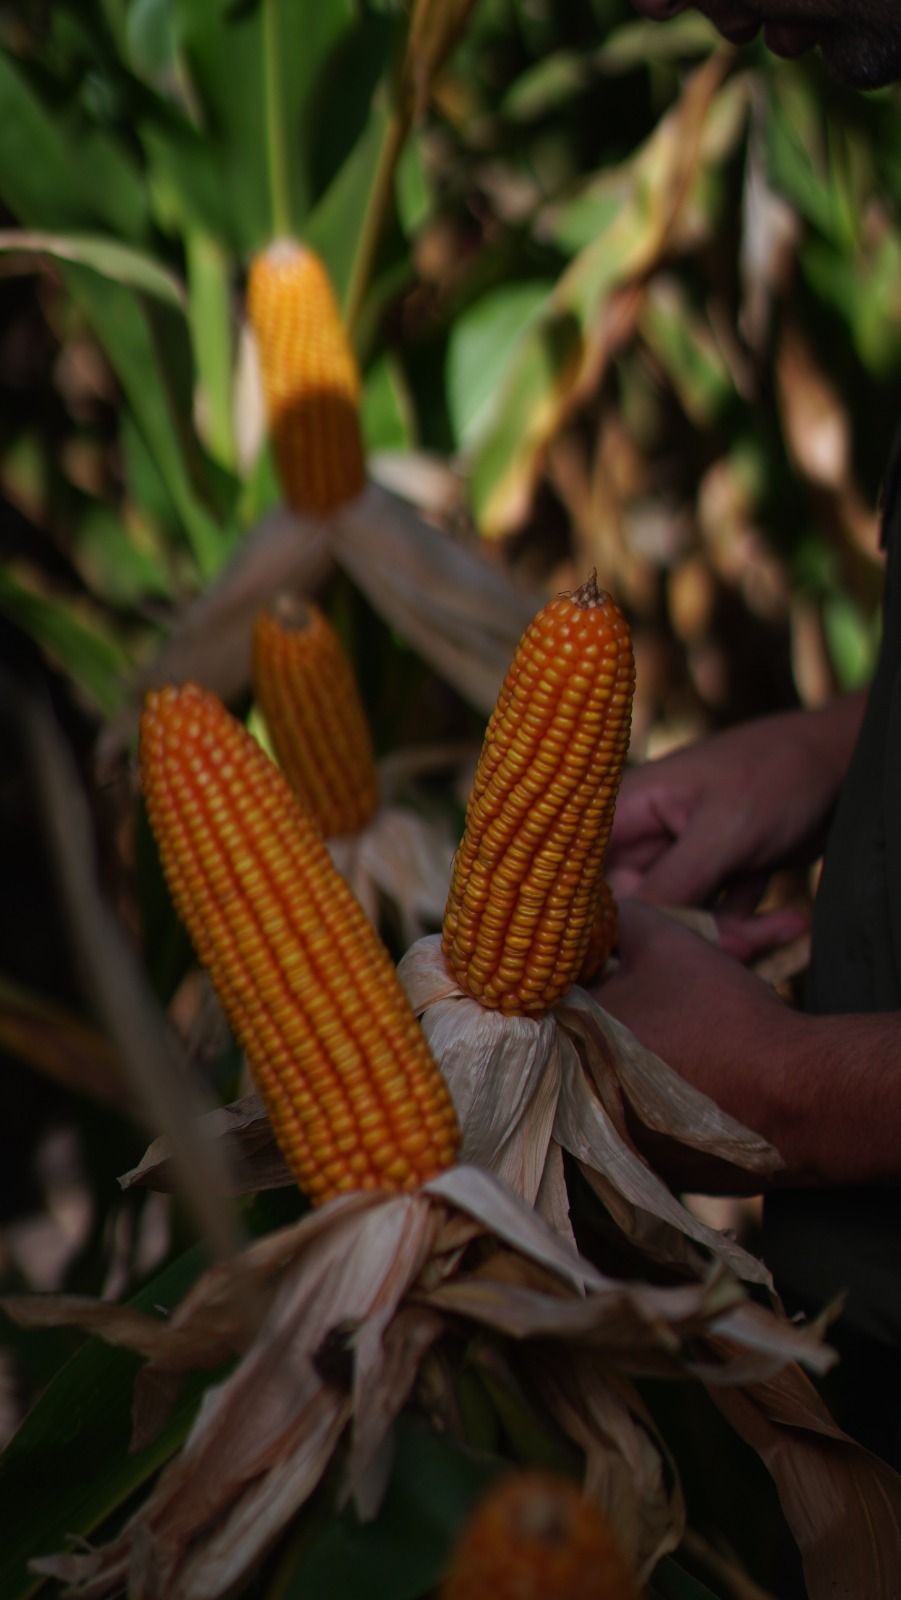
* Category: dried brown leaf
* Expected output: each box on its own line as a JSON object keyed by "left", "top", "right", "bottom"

{"left": 710, "top": 1361, "right": 901, "bottom": 1600}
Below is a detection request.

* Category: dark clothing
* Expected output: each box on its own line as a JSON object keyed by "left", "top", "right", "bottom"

{"left": 762, "top": 428, "right": 901, "bottom": 1467}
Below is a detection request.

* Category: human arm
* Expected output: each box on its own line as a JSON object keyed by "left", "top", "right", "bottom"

{"left": 597, "top": 900, "right": 901, "bottom": 1193}
{"left": 608, "top": 693, "right": 867, "bottom": 911}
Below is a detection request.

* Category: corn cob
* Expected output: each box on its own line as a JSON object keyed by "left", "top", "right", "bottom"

{"left": 140, "top": 683, "right": 459, "bottom": 1204}
{"left": 577, "top": 879, "right": 619, "bottom": 986}
{"left": 246, "top": 239, "right": 366, "bottom": 515}
{"left": 440, "top": 1471, "right": 641, "bottom": 1600}
{"left": 442, "top": 573, "right": 634, "bottom": 1015}
{"left": 252, "top": 595, "right": 379, "bottom": 837}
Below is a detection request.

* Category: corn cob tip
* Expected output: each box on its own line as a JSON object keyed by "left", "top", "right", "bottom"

{"left": 571, "top": 568, "right": 610, "bottom": 609}
{"left": 266, "top": 590, "right": 311, "bottom": 631}
{"left": 245, "top": 238, "right": 366, "bottom": 516}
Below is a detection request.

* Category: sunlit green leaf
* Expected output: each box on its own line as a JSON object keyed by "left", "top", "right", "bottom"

{"left": 363, "top": 353, "right": 414, "bottom": 451}
{"left": 0, "top": 229, "right": 184, "bottom": 307}
{"left": 446, "top": 281, "right": 552, "bottom": 451}
{"left": 186, "top": 229, "right": 236, "bottom": 470}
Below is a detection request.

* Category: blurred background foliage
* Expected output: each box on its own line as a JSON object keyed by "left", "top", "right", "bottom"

{"left": 0, "top": 0, "right": 899, "bottom": 1592}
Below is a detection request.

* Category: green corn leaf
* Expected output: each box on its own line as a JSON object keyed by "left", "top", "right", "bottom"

{"left": 0, "top": 51, "right": 148, "bottom": 242}
{"left": 0, "top": 229, "right": 184, "bottom": 308}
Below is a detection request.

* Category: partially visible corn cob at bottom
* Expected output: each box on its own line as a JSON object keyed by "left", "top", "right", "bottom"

{"left": 139, "top": 683, "right": 459, "bottom": 1205}
{"left": 440, "top": 1471, "right": 641, "bottom": 1600}
{"left": 252, "top": 594, "right": 380, "bottom": 837}
{"left": 246, "top": 238, "right": 366, "bottom": 516}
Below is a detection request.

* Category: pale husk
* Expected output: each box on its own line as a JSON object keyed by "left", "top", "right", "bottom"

{"left": 5, "top": 1166, "right": 839, "bottom": 1599}
{"left": 95, "top": 484, "right": 539, "bottom": 772}
{"left": 326, "top": 740, "right": 468, "bottom": 945}
{"left": 399, "top": 935, "right": 780, "bottom": 1286}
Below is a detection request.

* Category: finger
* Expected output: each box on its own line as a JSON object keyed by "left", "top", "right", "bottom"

{"left": 632, "top": 811, "right": 740, "bottom": 908}
{"left": 714, "top": 907, "right": 809, "bottom": 963}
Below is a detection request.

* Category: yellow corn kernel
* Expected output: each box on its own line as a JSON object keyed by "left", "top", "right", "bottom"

{"left": 252, "top": 595, "right": 379, "bottom": 837}
{"left": 140, "top": 683, "right": 459, "bottom": 1205}
{"left": 577, "top": 879, "right": 618, "bottom": 986}
{"left": 442, "top": 573, "right": 634, "bottom": 1015}
{"left": 440, "top": 1471, "right": 641, "bottom": 1600}
{"left": 246, "top": 239, "right": 366, "bottom": 515}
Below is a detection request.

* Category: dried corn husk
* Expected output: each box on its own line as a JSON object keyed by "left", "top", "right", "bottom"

{"left": 6, "top": 1164, "right": 839, "bottom": 1599}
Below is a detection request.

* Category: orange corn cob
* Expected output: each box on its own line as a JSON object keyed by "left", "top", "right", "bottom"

{"left": 440, "top": 1471, "right": 641, "bottom": 1600}
{"left": 578, "top": 879, "right": 619, "bottom": 986}
{"left": 252, "top": 595, "right": 379, "bottom": 837}
{"left": 246, "top": 239, "right": 366, "bottom": 515}
{"left": 140, "top": 684, "right": 459, "bottom": 1204}
{"left": 442, "top": 573, "right": 634, "bottom": 1015}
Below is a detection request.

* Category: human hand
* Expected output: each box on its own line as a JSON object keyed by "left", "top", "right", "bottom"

{"left": 596, "top": 900, "right": 804, "bottom": 1190}
{"left": 608, "top": 696, "right": 864, "bottom": 913}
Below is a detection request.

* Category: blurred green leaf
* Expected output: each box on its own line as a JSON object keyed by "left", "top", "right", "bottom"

{"left": 126, "top": 0, "right": 180, "bottom": 81}
{"left": 363, "top": 353, "right": 414, "bottom": 451}
{"left": 61, "top": 264, "right": 226, "bottom": 577}
{"left": 0, "top": 569, "right": 127, "bottom": 715}
{"left": 306, "top": 103, "right": 394, "bottom": 308}
{"left": 71, "top": 503, "right": 174, "bottom": 606}
{"left": 395, "top": 137, "right": 430, "bottom": 238}
{"left": 185, "top": 229, "right": 236, "bottom": 470}
{"left": 173, "top": 0, "right": 356, "bottom": 251}
{"left": 824, "top": 592, "right": 880, "bottom": 690}
{"left": 0, "top": 51, "right": 148, "bottom": 241}
{"left": 446, "top": 280, "right": 552, "bottom": 451}
{"left": 0, "top": 229, "right": 185, "bottom": 307}
{"left": 639, "top": 280, "right": 733, "bottom": 425}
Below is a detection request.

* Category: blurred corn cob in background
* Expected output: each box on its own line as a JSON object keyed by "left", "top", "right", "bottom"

{"left": 440, "top": 1470, "right": 641, "bottom": 1600}
{"left": 139, "top": 682, "right": 460, "bottom": 1205}
{"left": 246, "top": 240, "right": 366, "bottom": 516}
{"left": 252, "top": 595, "right": 379, "bottom": 837}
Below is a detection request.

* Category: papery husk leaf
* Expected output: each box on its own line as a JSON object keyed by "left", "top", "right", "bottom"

{"left": 1, "top": 1295, "right": 181, "bottom": 1362}
{"left": 26, "top": 1170, "right": 837, "bottom": 1598}
{"left": 418, "top": 992, "right": 569, "bottom": 1242}
{"left": 559, "top": 986, "right": 780, "bottom": 1175}
{"left": 119, "top": 1093, "right": 292, "bottom": 1196}
{"left": 95, "top": 508, "right": 332, "bottom": 772}
{"left": 400, "top": 937, "right": 778, "bottom": 1286}
{"left": 709, "top": 1359, "right": 901, "bottom": 1600}
{"left": 331, "top": 482, "right": 540, "bottom": 714}
{"left": 534, "top": 1356, "right": 684, "bottom": 1578}
{"left": 32, "top": 1193, "right": 441, "bottom": 1598}
{"left": 329, "top": 802, "right": 457, "bottom": 946}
